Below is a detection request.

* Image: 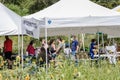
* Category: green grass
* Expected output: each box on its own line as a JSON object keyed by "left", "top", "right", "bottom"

{"left": 0, "top": 58, "right": 120, "bottom": 80}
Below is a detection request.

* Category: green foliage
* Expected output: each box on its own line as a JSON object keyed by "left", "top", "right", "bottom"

{"left": 0, "top": 0, "right": 59, "bottom": 16}
{"left": 1, "top": 0, "right": 120, "bottom": 16}
{"left": 91, "top": 0, "right": 120, "bottom": 9}
{"left": 28, "top": 0, "right": 59, "bottom": 14}
{"left": 5, "top": 4, "right": 26, "bottom": 16}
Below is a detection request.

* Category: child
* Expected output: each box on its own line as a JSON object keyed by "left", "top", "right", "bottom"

{"left": 64, "top": 44, "right": 71, "bottom": 59}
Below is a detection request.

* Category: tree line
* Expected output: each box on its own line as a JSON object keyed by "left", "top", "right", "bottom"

{"left": 0, "top": 0, "right": 120, "bottom": 16}
{"left": 91, "top": 0, "right": 120, "bottom": 9}
{"left": 0, "top": 0, "right": 59, "bottom": 16}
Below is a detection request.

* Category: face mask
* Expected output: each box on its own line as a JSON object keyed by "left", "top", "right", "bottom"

{"left": 71, "top": 38, "right": 73, "bottom": 41}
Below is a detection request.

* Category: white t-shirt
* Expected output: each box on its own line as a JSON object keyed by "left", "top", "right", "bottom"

{"left": 64, "top": 48, "right": 71, "bottom": 55}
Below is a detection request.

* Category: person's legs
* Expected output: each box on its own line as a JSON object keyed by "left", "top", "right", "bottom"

{"left": 72, "top": 51, "right": 78, "bottom": 64}
{"left": 71, "top": 51, "right": 76, "bottom": 60}
{"left": 90, "top": 52, "right": 94, "bottom": 59}
{"left": 28, "top": 54, "right": 34, "bottom": 63}
{"left": 5, "top": 52, "right": 12, "bottom": 69}
{"left": 113, "top": 56, "right": 116, "bottom": 64}
{"left": 111, "top": 56, "right": 116, "bottom": 64}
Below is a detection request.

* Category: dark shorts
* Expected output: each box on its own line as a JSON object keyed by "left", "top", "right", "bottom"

{"left": 5, "top": 51, "right": 12, "bottom": 60}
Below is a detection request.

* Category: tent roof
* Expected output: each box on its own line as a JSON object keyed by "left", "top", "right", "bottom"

{"left": 0, "top": 3, "right": 22, "bottom": 35}
{"left": 26, "top": 16, "right": 119, "bottom": 37}
{"left": 112, "top": 5, "right": 120, "bottom": 12}
{"left": 25, "top": 0, "right": 120, "bottom": 19}
{"left": 23, "top": 0, "right": 120, "bottom": 38}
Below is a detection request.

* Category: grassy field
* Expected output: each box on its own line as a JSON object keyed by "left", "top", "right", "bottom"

{"left": 0, "top": 55, "right": 120, "bottom": 80}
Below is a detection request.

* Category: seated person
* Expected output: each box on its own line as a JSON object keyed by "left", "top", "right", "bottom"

{"left": 89, "top": 39, "right": 97, "bottom": 59}
{"left": 26, "top": 40, "right": 35, "bottom": 57}
{"left": 26, "top": 40, "right": 36, "bottom": 63}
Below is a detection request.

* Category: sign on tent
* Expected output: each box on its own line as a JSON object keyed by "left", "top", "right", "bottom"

{"left": 22, "top": 18, "right": 40, "bottom": 39}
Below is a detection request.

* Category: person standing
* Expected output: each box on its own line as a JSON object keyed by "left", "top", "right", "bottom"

{"left": 71, "top": 35, "right": 79, "bottom": 62}
{"left": 41, "top": 39, "right": 48, "bottom": 49}
{"left": 48, "top": 39, "right": 56, "bottom": 60}
{"left": 56, "top": 37, "right": 64, "bottom": 54}
{"left": 4, "top": 36, "right": 13, "bottom": 69}
{"left": 64, "top": 44, "right": 71, "bottom": 59}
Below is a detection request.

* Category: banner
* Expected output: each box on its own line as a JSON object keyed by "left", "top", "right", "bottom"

{"left": 22, "top": 18, "right": 40, "bottom": 39}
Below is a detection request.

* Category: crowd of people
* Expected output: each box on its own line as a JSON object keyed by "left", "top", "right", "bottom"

{"left": 25, "top": 36, "right": 80, "bottom": 67}
{"left": 3, "top": 35, "right": 118, "bottom": 69}
{"left": 0, "top": 35, "right": 81, "bottom": 69}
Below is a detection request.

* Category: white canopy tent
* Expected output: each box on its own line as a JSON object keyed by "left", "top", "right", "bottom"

{"left": 108, "top": 5, "right": 120, "bottom": 38}
{"left": 24, "top": 0, "right": 120, "bottom": 36}
{"left": 98, "top": 17, "right": 120, "bottom": 44}
{"left": 35, "top": 16, "right": 120, "bottom": 37}
{"left": 23, "top": 0, "right": 120, "bottom": 71}
{"left": 0, "top": 3, "right": 24, "bottom": 60}
{"left": 112, "top": 5, "right": 120, "bottom": 12}
{"left": 25, "top": 0, "right": 120, "bottom": 18}
{"left": 0, "top": 3, "right": 22, "bottom": 35}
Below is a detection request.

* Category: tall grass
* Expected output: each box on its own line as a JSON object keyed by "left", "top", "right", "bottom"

{"left": 0, "top": 59, "right": 120, "bottom": 80}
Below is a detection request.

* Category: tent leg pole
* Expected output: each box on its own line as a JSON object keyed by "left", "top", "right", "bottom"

{"left": 102, "top": 33, "right": 104, "bottom": 48}
{"left": 18, "top": 34, "right": 20, "bottom": 68}
{"left": 18, "top": 35, "right": 20, "bottom": 56}
{"left": 78, "top": 34, "right": 80, "bottom": 52}
{"left": 21, "top": 18, "right": 24, "bottom": 70}
{"left": 21, "top": 34, "right": 24, "bottom": 70}
{"left": 82, "top": 33, "right": 85, "bottom": 52}
{"left": 97, "top": 32, "right": 100, "bottom": 57}
{"left": 68, "top": 34, "right": 71, "bottom": 51}
{"left": 109, "top": 38, "right": 111, "bottom": 46}
{"left": 113, "top": 38, "right": 115, "bottom": 44}
{"left": 102, "top": 33, "right": 105, "bottom": 59}
{"left": 68, "top": 34, "right": 71, "bottom": 64}
{"left": 97, "top": 32, "right": 100, "bottom": 67}
{"left": 45, "top": 27, "right": 48, "bottom": 74}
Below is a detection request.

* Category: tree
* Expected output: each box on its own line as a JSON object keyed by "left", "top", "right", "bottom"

{"left": 29, "top": 0, "right": 59, "bottom": 14}
{"left": 91, "top": 0, "right": 120, "bottom": 9}
{"left": 1, "top": 0, "right": 120, "bottom": 16}
{"left": 0, "top": 0, "right": 59, "bottom": 16}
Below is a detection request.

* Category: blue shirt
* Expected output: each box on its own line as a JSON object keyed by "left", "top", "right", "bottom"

{"left": 90, "top": 42, "right": 96, "bottom": 53}
{"left": 71, "top": 40, "right": 78, "bottom": 51}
